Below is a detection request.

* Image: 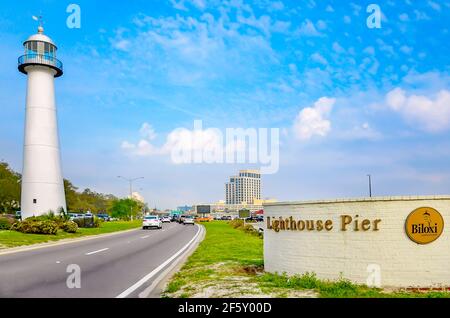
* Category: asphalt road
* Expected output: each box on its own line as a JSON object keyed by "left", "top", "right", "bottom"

{"left": 0, "top": 222, "right": 199, "bottom": 298}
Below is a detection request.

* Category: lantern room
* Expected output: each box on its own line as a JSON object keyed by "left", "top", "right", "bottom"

{"left": 18, "top": 26, "right": 63, "bottom": 77}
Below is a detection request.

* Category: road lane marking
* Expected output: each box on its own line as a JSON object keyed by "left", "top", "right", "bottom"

{"left": 141, "top": 235, "right": 150, "bottom": 239}
{"left": 138, "top": 226, "right": 205, "bottom": 298}
{"left": 85, "top": 248, "right": 109, "bottom": 256}
{"left": 116, "top": 225, "right": 202, "bottom": 298}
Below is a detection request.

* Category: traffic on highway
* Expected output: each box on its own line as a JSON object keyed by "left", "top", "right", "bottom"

{"left": 0, "top": 220, "right": 202, "bottom": 298}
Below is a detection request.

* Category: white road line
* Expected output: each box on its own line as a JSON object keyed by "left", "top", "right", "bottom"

{"left": 85, "top": 248, "right": 109, "bottom": 256}
{"left": 116, "top": 225, "right": 202, "bottom": 298}
{"left": 141, "top": 235, "right": 150, "bottom": 239}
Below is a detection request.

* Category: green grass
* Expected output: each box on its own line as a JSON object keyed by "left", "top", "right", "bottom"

{"left": 183, "top": 221, "right": 263, "bottom": 269}
{"left": 256, "top": 272, "right": 450, "bottom": 298}
{"left": 164, "top": 221, "right": 263, "bottom": 297}
{"left": 164, "top": 221, "right": 450, "bottom": 298}
{"left": 0, "top": 220, "right": 142, "bottom": 249}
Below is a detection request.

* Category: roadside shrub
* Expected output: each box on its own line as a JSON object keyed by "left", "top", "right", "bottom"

{"left": 12, "top": 218, "right": 58, "bottom": 235}
{"left": 243, "top": 224, "right": 255, "bottom": 233}
{"left": 93, "top": 217, "right": 102, "bottom": 228}
{"left": 29, "top": 213, "right": 66, "bottom": 228}
{"left": 228, "top": 219, "right": 263, "bottom": 238}
{"left": 0, "top": 216, "right": 15, "bottom": 230}
{"left": 73, "top": 217, "right": 101, "bottom": 228}
{"left": 229, "top": 219, "right": 244, "bottom": 229}
{"left": 62, "top": 221, "right": 78, "bottom": 233}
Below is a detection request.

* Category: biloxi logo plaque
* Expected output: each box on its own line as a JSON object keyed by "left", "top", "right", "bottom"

{"left": 405, "top": 207, "right": 444, "bottom": 245}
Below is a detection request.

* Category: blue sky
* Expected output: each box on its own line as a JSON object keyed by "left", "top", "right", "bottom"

{"left": 1, "top": 0, "right": 449, "bottom": 208}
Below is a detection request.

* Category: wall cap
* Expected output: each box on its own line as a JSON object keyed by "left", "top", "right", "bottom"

{"left": 263, "top": 195, "right": 450, "bottom": 207}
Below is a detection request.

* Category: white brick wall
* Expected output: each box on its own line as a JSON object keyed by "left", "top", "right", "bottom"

{"left": 264, "top": 196, "right": 450, "bottom": 288}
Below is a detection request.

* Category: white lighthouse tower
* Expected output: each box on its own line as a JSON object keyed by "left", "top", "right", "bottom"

{"left": 18, "top": 25, "right": 66, "bottom": 219}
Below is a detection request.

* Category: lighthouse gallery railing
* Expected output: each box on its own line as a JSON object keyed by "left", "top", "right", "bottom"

{"left": 18, "top": 53, "right": 63, "bottom": 72}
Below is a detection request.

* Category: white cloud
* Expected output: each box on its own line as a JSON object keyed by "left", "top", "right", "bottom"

{"left": 399, "top": 13, "right": 409, "bottom": 21}
{"left": 170, "top": 0, "right": 206, "bottom": 11}
{"left": 121, "top": 139, "right": 165, "bottom": 156}
{"left": 326, "top": 5, "right": 334, "bottom": 12}
{"left": 350, "top": 3, "right": 362, "bottom": 16}
{"left": 268, "top": 1, "right": 284, "bottom": 11}
{"left": 311, "top": 52, "right": 328, "bottom": 65}
{"left": 386, "top": 88, "right": 450, "bottom": 133}
{"left": 343, "top": 16, "right": 352, "bottom": 24}
{"left": 336, "top": 122, "right": 382, "bottom": 141}
{"left": 297, "top": 19, "right": 322, "bottom": 37}
{"left": 316, "top": 20, "right": 327, "bottom": 31}
{"left": 363, "top": 46, "right": 375, "bottom": 55}
{"left": 400, "top": 45, "right": 413, "bottom": 55}
{"left": 140, "top": 123, "right": 157, "bottom": 140}
{"left": 428, "top": 1, "right": 441, "bottom": 11}
{"left": 332, "top": 42, "right": 345, "bottom": 54}
{"left": 414, "top": 10, "right": 430, "bottom": 20}
{"left": 293, "top": 97, "right": 335, "bottom": 140}
{"left": 113, "top": 39, "right": 131, "bottom": 51}
{"left": 122, "top": 122, "right": 247, "bottom": 162}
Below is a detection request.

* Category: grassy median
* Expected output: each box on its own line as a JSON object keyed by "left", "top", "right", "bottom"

{"left": 0, "top": 220, "right": 142, "bottom": 249}
{"left": 163, "top": 221, "right": 449, "bottom": 298}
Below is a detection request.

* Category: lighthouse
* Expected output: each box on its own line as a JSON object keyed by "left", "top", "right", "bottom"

{"left": 18, "top": 26, "right": 66, "bottom": 219}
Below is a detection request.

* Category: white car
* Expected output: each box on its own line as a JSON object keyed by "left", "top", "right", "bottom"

{"left": 183, "top": 216, "right": 195, "bottom": 225}
{"left": 143, "top": 216, "right": 162, "bottom": 230}
{"left": 162, "top": 216, "right": 171, "bottom": 223}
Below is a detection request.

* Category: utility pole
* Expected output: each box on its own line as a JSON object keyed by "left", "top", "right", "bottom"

{"left": 117, "top": 176, "right": 144, "bottom": 220}
{"left": 367, "top": 174, "right": 372, "bottom": 198}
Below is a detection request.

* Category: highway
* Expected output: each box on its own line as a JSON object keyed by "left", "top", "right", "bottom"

{"left": 0, "top": 222, "right": 200, "bottom": 298}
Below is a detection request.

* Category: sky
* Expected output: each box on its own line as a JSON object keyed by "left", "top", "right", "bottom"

{"left": 0, "top": 0, "right": 449, "bottom": 209}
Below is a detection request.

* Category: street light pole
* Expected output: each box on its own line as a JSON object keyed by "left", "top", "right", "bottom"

{"left": 367, "top": 174, "right": 372, "bottom": 198}
{"left": 117, "top": 176, "right": 144, "bottom": 220}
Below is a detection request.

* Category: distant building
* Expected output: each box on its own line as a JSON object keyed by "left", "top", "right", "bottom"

{"left": 225, "top": 170, "right": 261, "bottom": 204}
{"left": 193, "top": 199, "right": 278, "bottom": 216}
{"left": 129, "top": 192, "right": 145, "bottom": 203}
{"left": 177, "top": 205, "right": 193, "bottom": 212}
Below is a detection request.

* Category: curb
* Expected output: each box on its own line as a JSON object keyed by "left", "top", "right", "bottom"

{"left": 0, "top": 227, "right": 140, "bottom": 256}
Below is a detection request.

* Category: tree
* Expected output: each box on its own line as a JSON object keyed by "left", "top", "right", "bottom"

{"left": 64, "top": 180, "right": 117, "bottom": 213}
{"left": 64, "top": 179, "right": 81, "bottom": 212}
{"left": 111, "top": 199, "right": 144, "bottom": 220}
{"left": 1, "top": 161, "right": 119, "bottom": 215}
{"left": 0, "top": 162, "right": 21, "bottom": 214}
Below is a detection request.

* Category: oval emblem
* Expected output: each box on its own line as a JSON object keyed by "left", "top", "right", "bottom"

{"left": 405, "top": 207, "right": 444, "bottom": 244}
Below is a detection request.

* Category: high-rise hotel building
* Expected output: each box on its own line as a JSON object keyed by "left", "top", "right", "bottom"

{"left": 225, "top": 170, "right": 261, "bottom": 205}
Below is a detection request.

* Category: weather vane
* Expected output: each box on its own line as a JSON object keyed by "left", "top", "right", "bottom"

{"left": 32, "top": 14, "right": 44, "bottom": 31}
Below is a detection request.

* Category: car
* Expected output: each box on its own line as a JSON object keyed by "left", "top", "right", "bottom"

{"left": 183, "top": 216, "right": 195, "bottom": 225}
{"left": 162, "top": 216, "right": 171, "bottom": 223}
{"left": 178, "top": 215, "right": 187, "bottom": 224}
{"left": 97, "top": 214, "right": 111, "bottom": 221}
{"left": 196, "top": 216, "right": 212, "bottom": 222}
{"left": 143, "top": 215, "right": 162, "bottom": 230}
